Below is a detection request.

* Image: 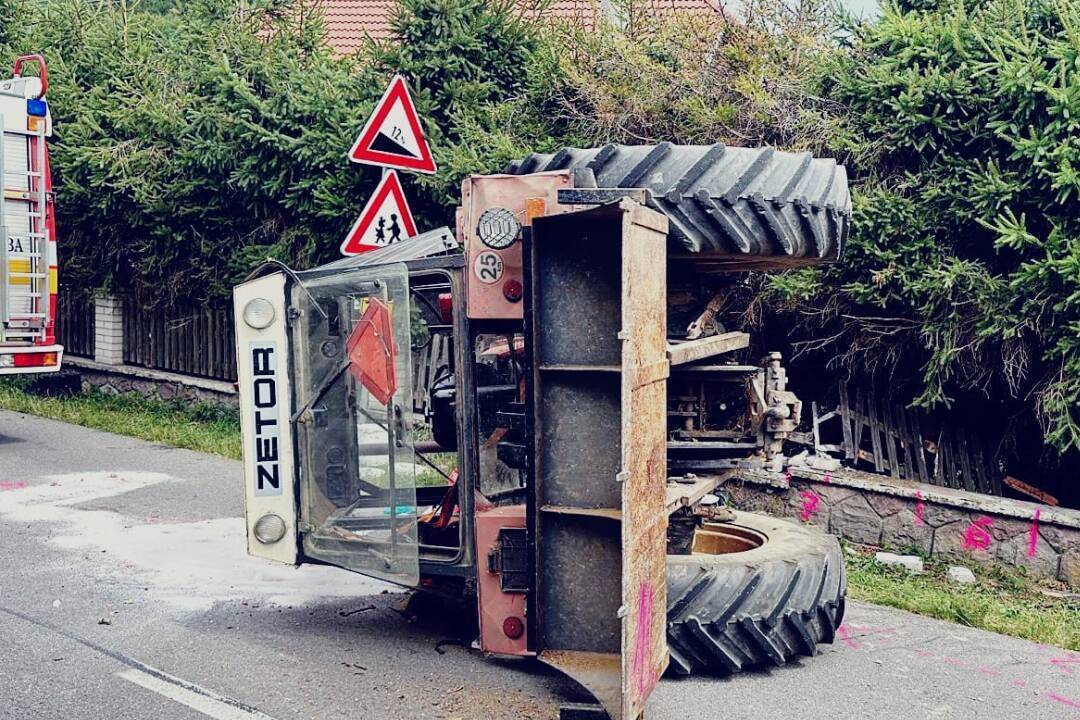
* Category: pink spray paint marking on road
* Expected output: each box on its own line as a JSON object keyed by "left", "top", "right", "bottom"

{"left": 836, "top": 625, "right": 861, "bottom": 650}
{"left": 1051, "top": 656, "right": 1080, "bottom": 676}
{"left": 963, "top": 516, "right": 993, "bottom": 552}
{"left": 1047, "top": 692, "right": 1080, "bottom": 711}
{"left": 1027, "top": 508, "right": 1042, "bottom": 558}
{"left": 799, "top": 490, "right": 821, "bottom": 522}
{"left": 0, "top": 481, "right": 26, "bottom": 491}
{"left": 822, "top": 472, "right": 832, "bottom": 484}
{"left": 914, "top": 489, "right": 925, "bottom": 526}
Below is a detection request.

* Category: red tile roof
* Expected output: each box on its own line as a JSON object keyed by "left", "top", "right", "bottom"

{"left": 317, "top": 0, "right": 722, "bottom": 54}
{"left": 320, "top": 0, "right": 397, "bottom": 53}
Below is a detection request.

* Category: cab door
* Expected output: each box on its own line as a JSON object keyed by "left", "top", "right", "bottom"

{"left": 290, "top": 263, "right": 419, "bottom": 587}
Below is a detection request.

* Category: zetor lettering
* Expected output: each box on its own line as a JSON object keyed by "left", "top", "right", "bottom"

{"left": 251, "top": 345, "right": 280, "bottom": 495}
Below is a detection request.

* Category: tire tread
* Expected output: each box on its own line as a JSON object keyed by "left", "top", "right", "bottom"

{"left": 665, "top": 514, "right": 846, "bottom": 676}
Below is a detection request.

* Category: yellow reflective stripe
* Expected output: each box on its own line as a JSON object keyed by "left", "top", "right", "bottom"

{"left": 3, "top": 259, "right": 52, "bottom": 288}
{"left": 6, "top": 258, "right": 29, "bottom": 285}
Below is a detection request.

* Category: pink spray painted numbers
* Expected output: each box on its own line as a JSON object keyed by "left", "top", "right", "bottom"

{"left": 0, "top": 481, "right": 26, "bottom": 491}
{"left": 799, "top": 489, "right": 821, "bottom": 522}
{"left": 1027, "top": 508, "right": 1042, "bottom": 558}
{"left": 914, "top": 489, "right": 925, "bottom": 526}
{"left": 962, "top": 516, "right": 993, "bottom": 552}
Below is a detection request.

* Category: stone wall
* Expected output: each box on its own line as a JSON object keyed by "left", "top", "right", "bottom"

{"left": 67, "top": 357, "right": 237, "bottom": 408}
{"left": 726, "top": 464, "right": 1080, "bottom": 587}
{"left": 64, "top": 293, "right": 237, "bottom": 408}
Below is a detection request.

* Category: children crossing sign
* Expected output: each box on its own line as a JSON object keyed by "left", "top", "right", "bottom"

{"left": 348, "top": 74, "right": 437, "bottom": 175}
{"left": 340, "top": 170, "right": 418, "bottom": 256}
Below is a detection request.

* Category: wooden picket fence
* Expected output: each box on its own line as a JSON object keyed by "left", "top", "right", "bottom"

{"left": 811, "top": 384, "right": 1002, "bottom": 496}
{"left": 57, "top": 287, "right": 95, "bottom": 358}
{"left": 122, "top": 298, "right": 237, "bottom": 382}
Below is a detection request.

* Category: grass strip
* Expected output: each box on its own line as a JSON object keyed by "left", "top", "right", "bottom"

{"left": 845, "top": 547, "right": 1080, "bottom": 651}
{"left": 0, "top": 381, "right": 241, "bottom": 459}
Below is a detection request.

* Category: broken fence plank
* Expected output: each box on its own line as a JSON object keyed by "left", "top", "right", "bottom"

{"left": 908, "top": 408, "right": 931, "bottom": 484}
{"left": 881, "top": 397, "right": 900, "bottom": 479}
{"left": 839, "top": 384, "right": 855, "bottom": 460}
{"left": 868, "top": 394, "right": 884, "bottom": 474}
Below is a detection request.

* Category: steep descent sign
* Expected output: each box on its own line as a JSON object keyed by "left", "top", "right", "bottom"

{"left": 348, "top": 75, "right": 437, "bottom": 175}
{"left": 340, "top": 170, "right": 418, "bottom": 256}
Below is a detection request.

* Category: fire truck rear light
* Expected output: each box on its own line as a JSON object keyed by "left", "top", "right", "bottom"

{"left": 26, "top": 98, "right": 46, "bottom": 117}
{"left": 13, "top": 352, "right": 56, "bottom": 368}
{"left": 27, "top": 116, "right": 43, "bottom": 132}
{"left": 437, "top": 292, "right": 453, "bottom": 323}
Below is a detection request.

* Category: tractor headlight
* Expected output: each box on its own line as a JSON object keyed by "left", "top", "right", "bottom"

{"left": 253, "top": 513, "right": 287, "bottom": 544}
{"left": 242, "top": 298, "right": 276, "bottom": 329}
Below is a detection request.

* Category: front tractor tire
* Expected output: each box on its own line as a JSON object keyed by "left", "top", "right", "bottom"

{"left": 665, "top": 510, "right": 846, "bottom": 676}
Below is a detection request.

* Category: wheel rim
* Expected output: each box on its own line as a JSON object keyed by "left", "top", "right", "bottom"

{"left": 691, "top": 522, "right": 767, "bottom": 555}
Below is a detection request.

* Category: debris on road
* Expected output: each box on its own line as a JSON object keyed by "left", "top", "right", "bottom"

{"left": 338, "top": 605, "right": 376, "bottom": 617}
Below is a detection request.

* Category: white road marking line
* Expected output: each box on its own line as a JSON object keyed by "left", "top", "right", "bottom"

{"left": 117, "top": 668, "right": 279, "bottom": 720}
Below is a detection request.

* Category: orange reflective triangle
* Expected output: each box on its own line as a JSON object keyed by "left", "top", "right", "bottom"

{"left": 346, "top": 298, "right": 398, "bottom": 406}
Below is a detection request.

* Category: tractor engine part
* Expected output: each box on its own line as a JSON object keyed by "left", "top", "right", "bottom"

{"left": 685, "top": 290, "right": 726, "bottom": 340}
{"left": 428, "top": 370, "right": 457, "bottom": 451}
{"left": 755, "top": 351, "right": 802, "bottom": 457}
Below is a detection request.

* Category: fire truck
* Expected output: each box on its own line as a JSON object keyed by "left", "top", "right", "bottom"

{"left": 0, "top": 55, "right": 61, "bottom": 376}
{"left": 235, "top": 144, "right": 850, "bottom": 719}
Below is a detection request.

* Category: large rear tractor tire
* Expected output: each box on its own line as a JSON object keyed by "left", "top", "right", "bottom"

{"left": 665, "top": 510, "right": 846, "bottom": 676}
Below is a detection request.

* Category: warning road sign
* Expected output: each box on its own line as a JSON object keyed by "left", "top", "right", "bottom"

{"left": 340, "top": 170, "right": 418, "bottom": 256}
{"left": 349, "top": 75, "right": 437, "bottom": 175}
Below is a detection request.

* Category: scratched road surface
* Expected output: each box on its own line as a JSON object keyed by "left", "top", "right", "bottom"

{"left": 2, "top": 409, "right": 1078, "bottom": 720}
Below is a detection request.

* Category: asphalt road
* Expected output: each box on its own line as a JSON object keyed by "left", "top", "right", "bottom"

{"left": 2, "top": 409, "right": 1079, "bottom": 720}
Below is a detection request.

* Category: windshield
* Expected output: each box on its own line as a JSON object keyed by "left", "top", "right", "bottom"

{"left": 291, "top": 263, "right": 419, "bottom": 586}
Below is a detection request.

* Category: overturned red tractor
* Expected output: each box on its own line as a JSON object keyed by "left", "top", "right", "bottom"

{"left": 234, "top": 144, "right": 851, "bottom": 719}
